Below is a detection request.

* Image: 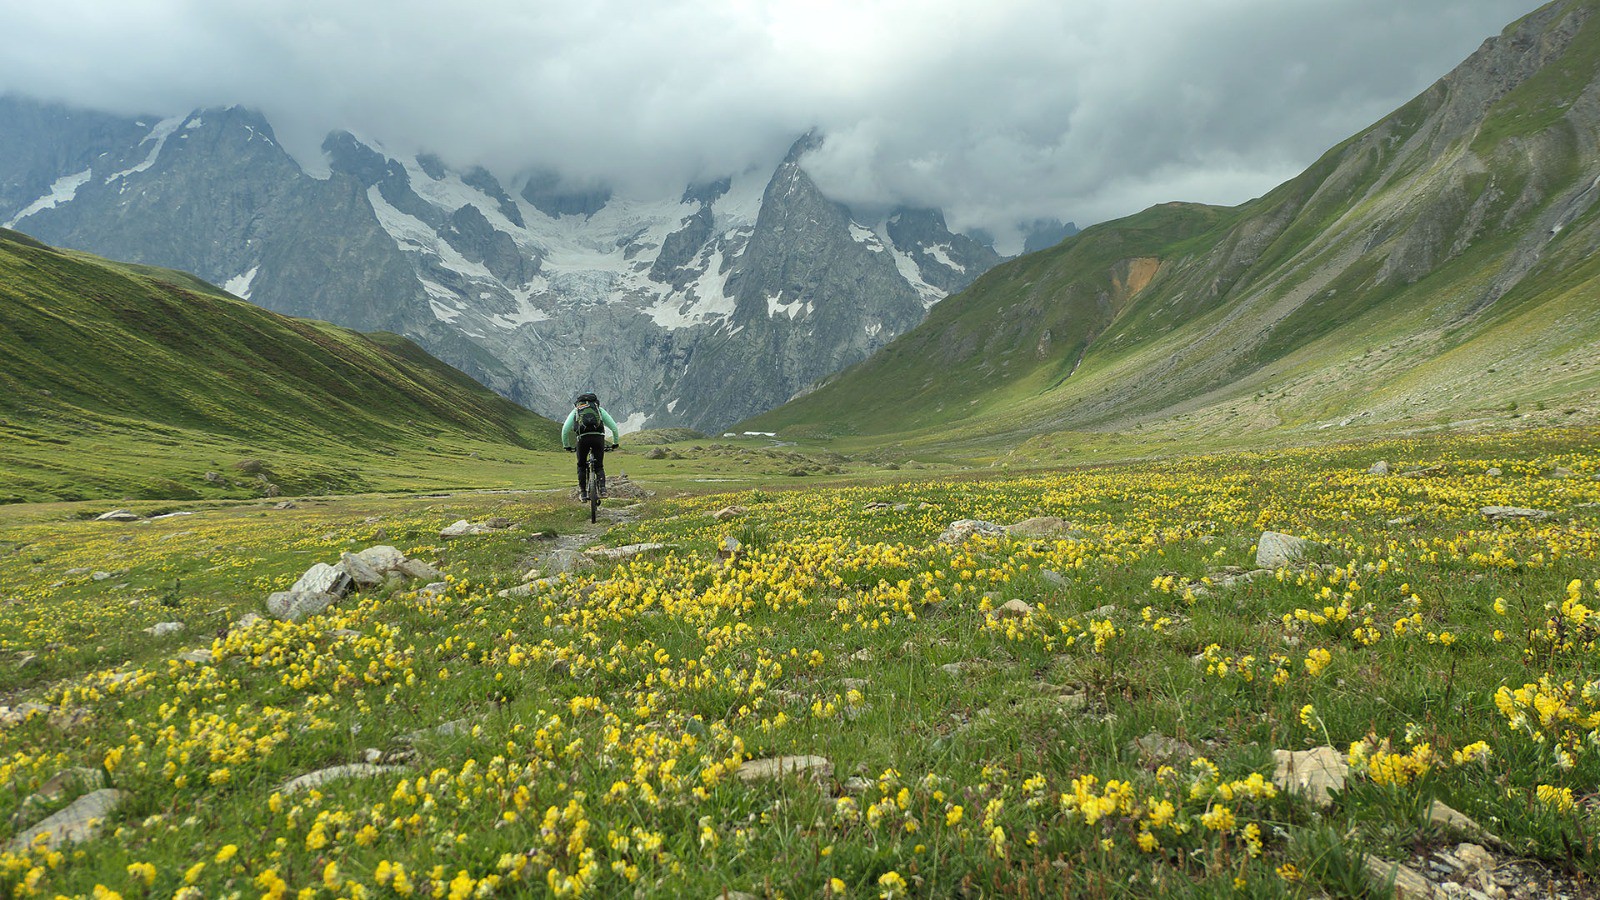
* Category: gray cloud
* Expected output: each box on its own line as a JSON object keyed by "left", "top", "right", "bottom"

{"left": 0, "top": 0, "right": 1544, "bottom": 248}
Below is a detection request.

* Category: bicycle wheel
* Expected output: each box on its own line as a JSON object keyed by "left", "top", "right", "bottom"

{"left": 588, "top": 469, "right": 600, "bottom": 523}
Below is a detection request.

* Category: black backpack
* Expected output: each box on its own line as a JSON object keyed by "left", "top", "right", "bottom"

{"left": 575, "top": 403, "right": 604, "bottom": 435}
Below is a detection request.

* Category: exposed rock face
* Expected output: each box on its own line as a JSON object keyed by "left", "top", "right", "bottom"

{"left": 0, "top": 100, "right": 1004, "bottom": 432}
{"left": 1271, "top": 746, "right": 1347, "bottom": 807}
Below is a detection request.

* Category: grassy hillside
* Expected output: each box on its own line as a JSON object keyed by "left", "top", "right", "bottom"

{"left": 0, "top": 228, "right": 561, "bottom": 501}
{"left": 748, "top": 0, "right": 1600, "bottom": 459}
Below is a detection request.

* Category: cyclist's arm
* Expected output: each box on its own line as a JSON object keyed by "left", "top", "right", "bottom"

{"left": 600, "top": 409, "right": 622, "bottom": 445}
{"left": 560, "top": 409, "right": 578, "bottom": 448}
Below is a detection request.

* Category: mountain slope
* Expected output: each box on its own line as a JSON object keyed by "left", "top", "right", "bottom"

{"left": 0, "top": 228, "right": 559, "bottom": 502}
{"left": 748, "top": 0, "right": 1600, "bottom": 453}
{"left": 0, "top": 101, "right": 1003, "bottom": 432}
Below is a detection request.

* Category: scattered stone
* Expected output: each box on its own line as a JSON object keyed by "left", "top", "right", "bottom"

{"left": 546, "top": 549, "right": 595, "bottom": 574}
{"left": 5, "top": 789, "right": 127, "bottom": 852}
{"left": 585, "top": 542, "right": 671, "bottom": 560}
{"left": 497, "top": 578, "right": 557, "bottom": 599}
{"left": 938, "top": 519, "right": 1007, "bottom": 544}
{"left": 95, "top": 510, "right": 141, "bottom": 522}
{"left": 91, "top": 571, "right": 112, "bottom": 581}
{"left": 354, "top": 545, "right": 407, "bottom": 573}
{"left": 643, "top": 447, "right": 667, "bottom": 459}
{"left": 204, "top": 471, "right": 227, "bottom": 485}
{"left": 1400, "top": 464, "right": 1446, "bottom": 478}
{"left": 994, "top": 599, "right": 1034, "bottom": 618}
{"left": 232, "top": 612, "right": 263, "bottom": 630}
{"left": 735, "top": 755, "right": 832, "bottom": 783}
{"left": 1486, "top": 467, "right": 1502, "bottom": 477}
{"left": 849, "top": 648, "right": 874, "bottom": 662}
{"left": 1368, "top": 460, "right": 1391, "bottom": 475}
{"left": 396, "top": 558, "right": 444, "bottom": 582}
{"left": 1480, "top": 506, "right": 1552, "bottom": 522}
{"left": 338, "top": 551, "right": 384, "bottom": 588}
{"left": 709, "top": 892, "right": 759, "bottom": 900}
{"left": 440, "top": 519, "right": 512, "bottom": 537}
{"left": 1090, "top": 604, "right": 1118, "bottom": 618}
{"left": 1039, "top": 569, "right": 1070, "bottom": 587}
{"left": 1548, "top": 467, "right": 1574, "bottom": 479}
{"left": 1129, "top": 733, "right": 1196, "bottom": 763}
{"left": 330, "top": 629, "right": 362, "bottom": 640}
{"left": 1271, "top": 746, "right": 1347, "bottom": 807}
{"left": 65, "top": 567, "right": 90, "bottom": 576}
{"left": 1427, "top": 800, "right": 1501, "bottom": 846}
{"left": 399, "top": 719, "right": 473, "bottom": 743}
{"left": 842, "top": 776, "right": 872, "bottom": 793}
{"left": 1056, "top": 691, "right": 1089, "bottom": 712}
{"left": 712, "top": 506, "right": 747, "bottom": 521}
{"left": 265, "top": 590, "right": 338, "bottom": 623}
{"left": 177, "top": 649, "right": 214, "bottom": 664}
{"left": 418, "top": 582, "right": 447, "bottom": 598}
{"left": 838, "top": 678, "right": 869, "bottom": 691}
{"left": 290, "top": 563, "right": 353, "bottom": 597}
{"left": 1256, "top": 531, "right": 1311, "bottom": 569}
{"left": 143, "top": 621, "right": 184, "bottom": 637}
{"left": 863, "top": 501, "right": 892, "bottom": 511}
{"left": 939, "top": 662, "right": 967, "bottom": 677}
{"left": 36, "top": 767, "right": 107, "bottom": 802}
{"left": 717, "top": 535, "right": 742, "bottom": 564}
{"left": 1363, "top": 855, "right": 1434, "bottom": 899}
{"left": 273, "top": 500, "right": 298, "bottom": 510}
{"left": 1387, "top": 516, "right": 1416, "bottom": 526}
{"left": 280, "top": 764, "right": 407, "bottom": 795}
{"left": 16, "top": 652, "right": 37, "bottom": 670}
{"left": 1007, "top": 516, "right": 1070, "bottom": 537}
{"left": 1453, "top": 842, "right": 1494, "bottom": 874}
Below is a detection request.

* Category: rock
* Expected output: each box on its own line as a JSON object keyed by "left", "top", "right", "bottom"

{"left": 585, "top": 543, "right": 671, "bottom": 560}
{"left": 5, "top": 789, "right": 127, "bottom": 852}
{"left": 418, "top": 582, "right": 448, "bottom": 598}
{"left": 1256, "top": 531, "right": 1311, "bottom": 569}
{"left": 65, "top": 567, "right": 90, "bottom": 576}
{"left": 1056, "top": 691, "right": 1088, "bottom": 712}
{"left": 735, "top": 755, "right": 832, "bottom": 783}
{"left": 546, "top": 549, "right": 594, "bottom": 574}
{"left": 280, "top": 764, "right": 407, "bottom": 795}
{"left": 441, "top": 519, "right": 482, "bottom": 537}
{"left": 1427, "top": 800, "right": 1500, "bottom": 846}
{"left": 177, "top": 649, "right": 214, "bottom": 664}
{"left": 717, "top": 535, "right": 742, "bottom": 564}
{"left": 143, "top": 621, "right": 184, "bottom": 637}
{"left": 708, "top": 892, "right": 759, "bottom": 900}
{"left": 838, "top": 678, "right": 869, "bottom": 690}
{"left": 938, "top": 519, "right": 1006, "bottom": 544}
{"left": 1271, "top": 746, "right": 1347, "bottom": 807}
{"left": 290, "top": 563, "right": 353, "bottom": 597}
{"left": 1480, "top": 506, "right": 1552, "bottom": 521}
{"left": 643, "top": 447, "right": 666, "bottom": 459}
{"left": 1368, "top": 460, "right": 1391, "bottom": 475}
{"left": 1400, "top": 464, "right": 1446, "bottom": 478}
{"left": 330, "top": 629, "right": 362, "bottom": 639}
{"left": 16, "top": 652, "right": 37, "bottom": 670}
{"left": 36, "top": 767, "right": 107, "bottom": 802}
{"left": 338, "top": 551, "right": 385, "bottom": 588}
{"left": 355, "top": 545, "right": 407, "bottom": 574}
{"left": 1129, "top": 733, "right": 1196, "bottom": 762}
{"left": 1363, "top": 855, "right": 1434, "bottom": 899}
{"left": 91, "top": 571, "right": 112, "bottom": 581}
{"left": 273, "top": 500, "right": 298, "bottom": 509}
{"left": 849, "top": 648, "right": 874, "bottom": 662}
{"left": 1486, "top": 467, "right": 1502, "bottom": 477}
{"left": 1454, "top": 842, "right": 1495, "bottom": 874}
{"left": 1040, "top": 569, "right": 1070, "bottom": 587}
{"left": 1548, "top": 467, "right": 1574, "bottom": 479}
{"left": 95, "top": 510, "right": 141, "bottom": 522}
{"left": 204, "top": 471, "right": 227, "bottom": 485}
{"left": 396, "top": 558, "right": 445, "bottom": 582}
{"left": 1007, "top": 516, "right": 1069, "bottom": 537}
{"left": 399, "top": 719, "right": 473, "bottom": 743}
{"left": 497, "top": 578, "right": 557, "bottom": 598}
{"left": 994, "top": 599, "right": 1034, "bottom": 618}
{"left": 233, "top": 612, "right": 263, "bottom": 630}
{"left": 265, "top": 590, "right": 338, "bottom": 623}
{"left": 1090, "top": 603, "right": 1118, "bottom": 617}
{"left": 939, "top": 662, "right": 967, "bottom": 677}
{"left": 485, "top": 517, "right": 514, "bottom": 530}
{"left": 711, "top": 506, "right": 747, "bottom": 521}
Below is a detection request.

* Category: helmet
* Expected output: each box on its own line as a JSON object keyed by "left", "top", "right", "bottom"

{"left": 575, "top": 392, "right": 599, "bottom": 405}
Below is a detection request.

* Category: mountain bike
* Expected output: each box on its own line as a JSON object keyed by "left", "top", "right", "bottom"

{"left": 571, "top": 445, "right": 618, "bottom": 523}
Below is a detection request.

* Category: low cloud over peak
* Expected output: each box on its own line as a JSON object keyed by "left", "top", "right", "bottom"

{"left": 0, "top": 0, "right": 1541, "bottom": 248}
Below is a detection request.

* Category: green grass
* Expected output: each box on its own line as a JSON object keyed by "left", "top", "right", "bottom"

{"left": 0, "top": 425, "right": 1595, "bottom": 897}
{"left": 0, "top": 229, "right": 560, "bottom": 502}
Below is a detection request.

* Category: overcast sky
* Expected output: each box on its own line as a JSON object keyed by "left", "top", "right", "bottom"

{"left": 0, "top": 0, "right": 1546, "bottom": 249}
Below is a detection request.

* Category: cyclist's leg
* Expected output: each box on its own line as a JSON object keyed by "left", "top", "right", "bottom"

{"left": 593, "top": 443, "right": 606, "bottom": 496}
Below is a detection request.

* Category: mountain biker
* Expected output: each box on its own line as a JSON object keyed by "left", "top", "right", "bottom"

{"left": 561, "top": 392, "right": 620, "bottom": 501}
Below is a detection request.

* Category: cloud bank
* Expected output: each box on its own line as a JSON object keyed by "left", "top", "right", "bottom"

{"left": 0, "top": 0, "right": 1544, "bottom": 248}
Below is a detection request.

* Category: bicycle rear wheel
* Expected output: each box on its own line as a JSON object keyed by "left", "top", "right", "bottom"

{"left": 588, "top": 469, "right": 600, "bottom": 523}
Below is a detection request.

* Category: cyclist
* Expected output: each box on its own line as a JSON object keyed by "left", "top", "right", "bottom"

{"left": 561, "top": 392, "right": 620, "bottom": 501}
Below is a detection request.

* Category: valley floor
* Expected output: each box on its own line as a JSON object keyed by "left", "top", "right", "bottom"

{"left": 1, "top": 427, "right": 1598, "bottom": 898}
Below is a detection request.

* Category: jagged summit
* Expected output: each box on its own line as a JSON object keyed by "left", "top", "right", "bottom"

{"left": 0, "top": 99, "right": 1006, "bottom": 432}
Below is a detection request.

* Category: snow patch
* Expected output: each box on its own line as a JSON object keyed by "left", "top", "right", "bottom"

{"left": 877, "top": 222, "right": 945, "bottom": 307}
{"left": 923, "top": 243, "right": 965, "bottom": 273}
{"left": 184, "top": 118, "right": 204, "bottom": 130}
{"left": 223, "top": 265, "right": 259, "bottom": 299}
{"left": 367, "top": 186, "right": 497, "bottom": 282}
{"left": 849, "top": 222, "right": 885, "bottom": 252}
{"left": 865, "top": 322, "right": 883, "bottom": 338}
{"left": 616, "top": 412, "right": 648, "bottom": 434}
{"left": 766, "top": 292, "right": 813, "bottom": 320}
{"left": 667, "top": 399, "right": 679, "bottom": 414}
{"left": 104, "top": 115, "right": 185, "bottom": 184}
{"left": 488, "top": 284, "right": 552, "bottom": 328}
{"left": 4, "top": 169, "right": 92, "bottom": 227}
{"left": 420, "top": 280, "right": 464, "bottom": 323}
{"left": 645, "top": 247, "right": 736, "bottom": 329}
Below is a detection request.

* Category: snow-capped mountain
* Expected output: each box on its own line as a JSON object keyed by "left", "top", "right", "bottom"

{"left": 0, "top": 96, "right": 1002, "bottom": 431}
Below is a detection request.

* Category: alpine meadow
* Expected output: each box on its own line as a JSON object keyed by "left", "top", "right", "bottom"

{"left": 2, "top": 1, "right": 1600, "bottom": 899}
